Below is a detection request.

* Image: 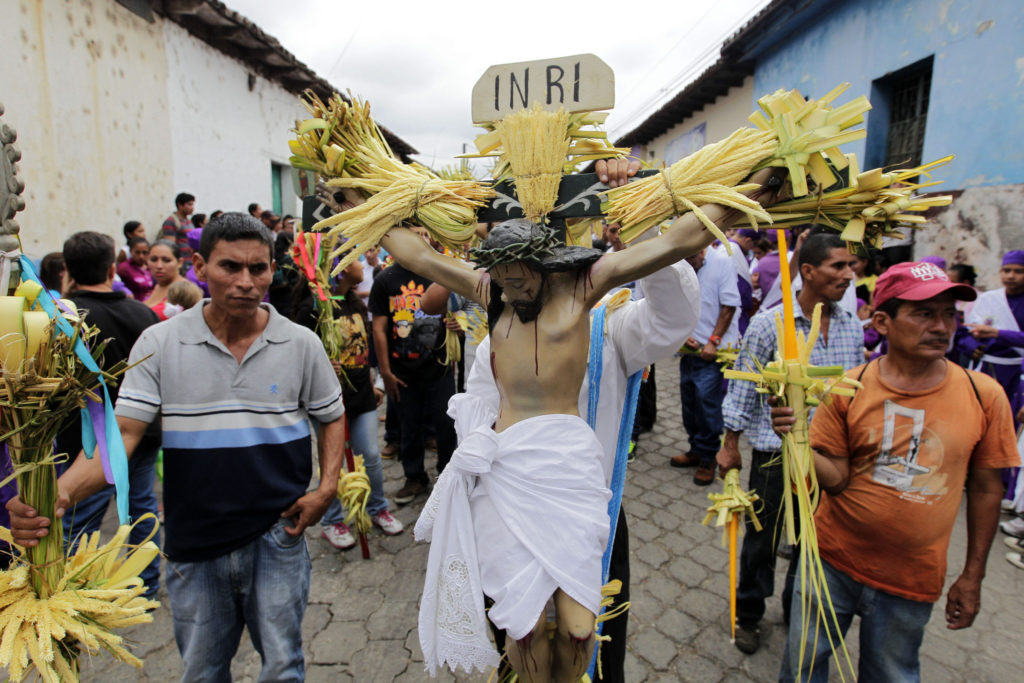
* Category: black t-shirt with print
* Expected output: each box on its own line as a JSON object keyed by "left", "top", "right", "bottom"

{"left": 368, "top": 264, "right": 447, "bottom": 383}
{"left": 292, "top": 290, "right": 377, "bottom": 416}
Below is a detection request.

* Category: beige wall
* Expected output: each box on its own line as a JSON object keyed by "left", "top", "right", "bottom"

{"left": 639, "top": 76, "right": 755, "bottom": 165}
{"left": 162, "top": 21, "right": 305, "bottom": 221}
{"left": 1, "top": 0, "right": 174, "bottom": 257}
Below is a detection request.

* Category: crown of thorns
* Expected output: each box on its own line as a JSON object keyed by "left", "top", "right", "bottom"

{"left": 469, "top": 219, "right": 560, "bottom": 270}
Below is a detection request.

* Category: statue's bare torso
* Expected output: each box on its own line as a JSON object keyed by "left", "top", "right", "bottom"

{"left": 489, "top": 270, "right": 593, "bottom": 432}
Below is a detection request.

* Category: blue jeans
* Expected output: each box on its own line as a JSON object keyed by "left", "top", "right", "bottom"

{"left": 166, "top": 519, "right": 311, "bottom": 682}
{"left": 780, "top": 558, "right": 933, "bottom": 683}
{"left": 62, "top": 439, "right": 161, "bottom": 596}
{"left": 678, "top": 354, "right": 725, "bottom": 464}
{"left": 321, "top": 409, "right": 389, "bottom": 524}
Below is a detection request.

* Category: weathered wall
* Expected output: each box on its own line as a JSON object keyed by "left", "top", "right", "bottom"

{"left": 162, "top": 21, "right": 304, "bottom": 220}
{"left": 916, "top": 183, "right": 1024, "bottom": 290}
{"left": 750, "top": 0, "right": 1024, "bottom": 190}
{"left": 641, "top": 76, "right": 755, "bottom": 164}
{"left": 748, "top": 0, "right": 1024, "bottom": 287}
{"left": 0, "top": 0, "right": 174, "bottom": 256}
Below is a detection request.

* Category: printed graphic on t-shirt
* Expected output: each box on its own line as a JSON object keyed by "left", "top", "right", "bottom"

{"left": 389, "top": 280, "right": 442, "bottom": 361}
{"left": 337, "top": 313, "right": 369, "bottom": 368}
{"left": 871, "top": 399, "right": 944, "bottom": 500}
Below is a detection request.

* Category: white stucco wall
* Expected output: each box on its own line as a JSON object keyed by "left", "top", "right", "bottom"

{"left": 641, "top": 76, "right": 756, "bottom": 164}
{"left": 1, "top": 0, "right": 174, "bottom": 257}
{"left": 162, "top": 21, "right": 304, "bottom": 221}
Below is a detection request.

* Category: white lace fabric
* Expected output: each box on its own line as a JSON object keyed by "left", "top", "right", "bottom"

{"left": 415, "top": 400, "right": 610, "bottom": 676}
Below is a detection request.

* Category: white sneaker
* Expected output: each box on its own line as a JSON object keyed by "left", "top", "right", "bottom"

{"left": 1000, "top": 517, "right": 1024, "bottom": 538}
{"left": 373, "top": 510, "right": 404, "bottom": 536}
{"left": 1001, "top": 498, "right": 1016, "bottom": 513}
{"left": 321, "top": 522, "right": 356, "bottom": 550}
{"left": 1004, "top": 536, "right": 1024, "bottom": 551}
{"left": 1006, "top": 552, "right": 1024, "bottom": 570}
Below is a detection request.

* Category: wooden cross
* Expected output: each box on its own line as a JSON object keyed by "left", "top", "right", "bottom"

{"left": 302, "top": 53, "right": 655, "bottom": 239}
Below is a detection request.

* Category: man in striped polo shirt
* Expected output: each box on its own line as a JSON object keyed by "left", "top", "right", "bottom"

{"left": 9, "top": 213, "right": 345, "bottom": 681}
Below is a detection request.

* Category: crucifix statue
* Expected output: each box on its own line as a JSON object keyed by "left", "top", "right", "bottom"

{"left": 352, "top": 56, "right": 781, "bottom": 682}
{"left": 300, "top": 54, "right": 784, "bottom": 682}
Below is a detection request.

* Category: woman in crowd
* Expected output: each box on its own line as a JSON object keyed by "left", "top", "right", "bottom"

{"left": 291, "top": 259, "right": 403, "bottom": 548}
{"left": 116, "top": 237, "right": 154, "bottom": 301}
{"left": 145, "top": 239, "right": 187, "bottom": 320}
{"left": 117, "top": 220, "right": 147, "bottom": 264}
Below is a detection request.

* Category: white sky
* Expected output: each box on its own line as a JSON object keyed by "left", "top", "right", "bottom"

{"left": 227, "top": 0, "right": 770, "bottom": 172}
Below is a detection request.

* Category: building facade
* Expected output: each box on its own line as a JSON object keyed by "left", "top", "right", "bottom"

{"left": 1, "top": 0, "right": 413, "bottom": 258}
{"left": 616, "top": 0, "right": 1023, "bottom": 287}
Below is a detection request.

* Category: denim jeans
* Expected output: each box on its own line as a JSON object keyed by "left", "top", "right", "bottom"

{"left": 395, "top": 370, "right": 456, "bottom": 480}
{"left": 678, "top": 354, "right": 725, "bottom": 464}
{"left": 62, "top": 439, "right": 162, "bottom": 596}
{"left": 321, "top": 409, "right": 389, "bottom": 524}
{"left": 779, "top": 558, "right": 933, "bottom": 683}
{"left": 737, "top": 448, "right": 797, "bottom": 627}
{"left": 166, "top": 519, "right": 311, "bottom": 683}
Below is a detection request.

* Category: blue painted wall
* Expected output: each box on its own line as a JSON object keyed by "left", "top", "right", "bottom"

{"left": 745, "top": 0, "right": 1024, "bottom": 190}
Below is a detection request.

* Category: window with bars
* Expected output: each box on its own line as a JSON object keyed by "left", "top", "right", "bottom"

{"left": 866, "top": 56, "right": 934, "bottom": 172}
{"left": 883, "top": 66, "right": 932, "bottom": 169}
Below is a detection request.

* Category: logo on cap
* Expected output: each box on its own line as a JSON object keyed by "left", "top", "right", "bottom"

{"left": 908, "top": 263, "right": 947, "bottom": 282}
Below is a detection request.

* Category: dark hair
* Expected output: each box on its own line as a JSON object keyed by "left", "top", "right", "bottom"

{"left": 949, "top": 263, "right": 977, "bottom": 287}
{"left": 210, "top": 210, "right": 224, "bottom": 220}
{"left": 39, "top": 252, "right": 66, "bottom": 292}
{"left": 128, "top": 236, "right": 150, "bottom": 249}
{"left": 192, "top": 213, "right": 207, "bottom": 229}
{"left": 63, "top": 232, "right": 115, "bottom": 286}
{"left": 123, "top": 220, "right": 142, "bottom": 240}
{"left": 150, "top": 239, "right": 182, "bottom": 260}
{"left": 798, "top": 232, "right": 847, "bottom": 268}
{"left": 198, "top": 212, "right": 274, "bottom": 261}
{"left": 247, "top": 203, "right": 260, "bottom": 215}
{"left": 875, "top": 297, "right": 906, "bottom": 319}
{"left": 260, "top": 210, "right": 277, "bottom": 222}
{"left": 175, "top": 192, "right": 195, "bottom": 207}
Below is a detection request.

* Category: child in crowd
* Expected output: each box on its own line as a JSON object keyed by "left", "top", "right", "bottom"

{"left": 161, "top": 280, "right": 203, "bottom": 319}
{"left": 116, "top": 237, "right": 154, "bottom": 301}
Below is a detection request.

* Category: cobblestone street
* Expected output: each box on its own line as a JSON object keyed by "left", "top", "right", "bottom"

{"left": 92, "top": 358, "right": 1024, "bottom": 682}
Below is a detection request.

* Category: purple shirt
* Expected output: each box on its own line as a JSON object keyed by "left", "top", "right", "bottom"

{"left": 756, "top": 251, "right": 781, "bottom": 298}
{"left": 117, "top": 260, "right": 154, "bottom": 301}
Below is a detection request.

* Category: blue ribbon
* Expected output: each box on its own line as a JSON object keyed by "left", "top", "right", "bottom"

{"left": 585, "top": 304, "right": 643, "bottom": 680}
{"left": 18, "top": 255, "right": 130, "bottom": 524}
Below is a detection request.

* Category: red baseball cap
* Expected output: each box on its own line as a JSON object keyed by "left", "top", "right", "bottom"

{"left": 873, "top": 261, "right": 977, "bottom": 309}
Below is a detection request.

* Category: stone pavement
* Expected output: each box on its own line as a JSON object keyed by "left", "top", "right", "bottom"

{"left": 89, "top": 358, "right": 1023, "bottom": 682}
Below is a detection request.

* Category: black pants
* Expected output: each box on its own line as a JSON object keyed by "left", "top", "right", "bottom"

{"left": 736, "top": 448, "right": 798, "bottom": 627}
{"left": 632, "top": 366, "right": 657, "bottom": 438}
{"left": 395, "top": 371, "right": 456, "bottom": 481}
{"left": 488, "top": 507, "right": 630, "bottom": 682}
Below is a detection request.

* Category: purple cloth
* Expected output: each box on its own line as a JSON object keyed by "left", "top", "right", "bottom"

{"left": 757, "top": 252, "right": 781, "bottom": 297}
{"left": 1003, "top": 250, "right": 1024, "bottom": 267}
{"left": 187, "top": 227, "right": 203, "bottom": 252}
{"left": 958, "top": 292, "right": 1024, "bottom": 411}
{"left": 116, "top": 260, "right": 154, "bottom": 301}
{"left": 737, "top": 277, "right": 753, "bottom": 335}
{"left": 185, "top": 267, "right": 210, "bottom": 297}
{"left": 736, "top": 228, "right": 760, "bottom": 241}
{"left": 920, "top": 255, "right": 947, "bottom": 270}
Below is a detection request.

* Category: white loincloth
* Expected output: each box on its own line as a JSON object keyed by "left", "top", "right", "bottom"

{"left": 415, "top": 400, "right": 610, "bottom": 675}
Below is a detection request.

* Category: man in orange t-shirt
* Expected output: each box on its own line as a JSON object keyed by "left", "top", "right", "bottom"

{"left": 773, "top": 261, "right": 1019, "bottom": 682}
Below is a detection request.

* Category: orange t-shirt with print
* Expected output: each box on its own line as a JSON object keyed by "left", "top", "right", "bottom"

{"left": 810, "top": 360, "right": 1019, "bottom": 603}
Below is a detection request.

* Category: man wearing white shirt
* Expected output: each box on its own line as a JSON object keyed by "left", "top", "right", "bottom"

{"left": 671, "top": 246, "right": 740, "bottom": 485}
{"left": 463, "top": 260, "right": 701, "bottom": 683}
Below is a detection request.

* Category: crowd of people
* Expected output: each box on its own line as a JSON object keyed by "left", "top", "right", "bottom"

{"left": 2, "top": 182, "right": 1021, "bottom": 682}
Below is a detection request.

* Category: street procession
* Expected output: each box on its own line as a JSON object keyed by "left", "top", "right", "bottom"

{"left": 1, "top": 0, "right": 1022, "bottom": 680}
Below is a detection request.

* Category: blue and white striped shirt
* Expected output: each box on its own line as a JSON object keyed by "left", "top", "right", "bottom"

{"left": 117, "top": 302, "right": 344, "bottom": 562}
